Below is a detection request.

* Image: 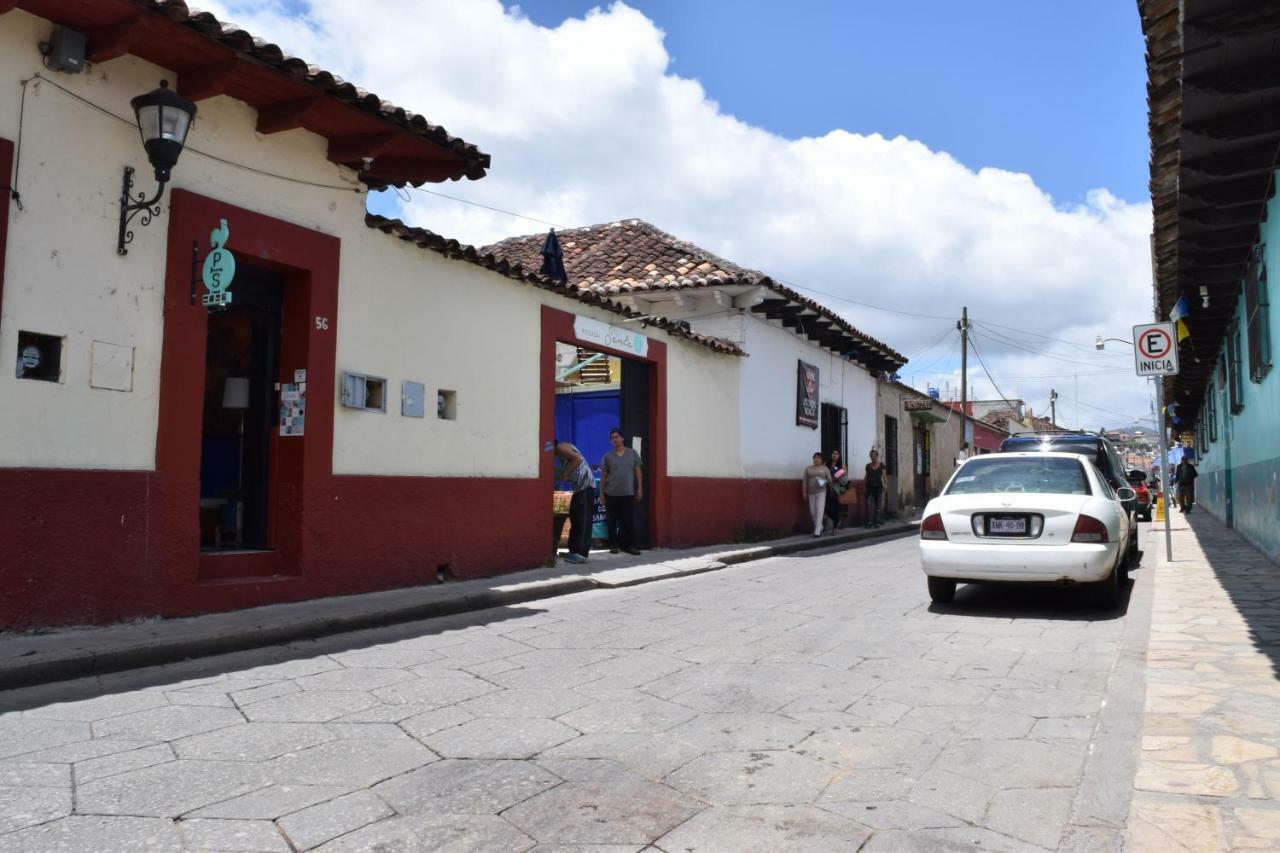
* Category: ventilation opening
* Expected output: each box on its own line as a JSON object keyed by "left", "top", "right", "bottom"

{"left": 16, "top": 331, "right": 63, "bottom": 382}
{"left": 437, "top": 389, "right": 457, "bottom": 420}
{"left": 436, "top": 563, "right": 454, "bottom": 583}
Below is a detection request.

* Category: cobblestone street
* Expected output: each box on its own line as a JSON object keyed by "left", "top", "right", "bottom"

{"left": 1, "top": 530, "right": 1154, "bottom": 852}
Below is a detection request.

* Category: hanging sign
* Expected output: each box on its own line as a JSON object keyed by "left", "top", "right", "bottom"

{"left": 796, "top": 360, "right": 819, "bottom": 429}
{"left": 573, "top": 316, "right": 648, "bottom": 357}
{"left": 904, "top": 398, "right": 933, "bottom": 411}
{"left": 202, "top": 219, "right": 236, "bottom": 308}
{"left": 1132, "top": 322, "right": 1179, "bottom": 376}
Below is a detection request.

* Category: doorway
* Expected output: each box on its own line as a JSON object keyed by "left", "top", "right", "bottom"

{"left": 913, "top": 423, "right": 929, "bottom": 509}
{"left": 198, "top": 264, "right": 283, "bottom": 551}
{"left": 550, "top": 340, "right": 655, "bottom": 554}
{"left": 821, "top": 403, "right": 848, "bottom": 468}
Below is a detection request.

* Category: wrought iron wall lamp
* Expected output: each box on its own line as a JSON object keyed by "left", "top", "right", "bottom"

{"left": 118, "top": 80, "right": 197, "bottom": 255}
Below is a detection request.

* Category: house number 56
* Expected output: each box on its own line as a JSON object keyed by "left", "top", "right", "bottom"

{"left": 315, "top": 316, "right": 330, "bottom": 330}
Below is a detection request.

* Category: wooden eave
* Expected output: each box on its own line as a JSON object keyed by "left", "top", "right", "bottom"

{"left": 11, "top": 0, "right": 491, "bottom": 186}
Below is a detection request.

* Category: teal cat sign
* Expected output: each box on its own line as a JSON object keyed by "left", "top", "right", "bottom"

{"left": 201, "top": 219, "right": 236, "bottom": 308}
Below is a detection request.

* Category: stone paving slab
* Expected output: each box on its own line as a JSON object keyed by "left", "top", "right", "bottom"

{"left": 0, "top": 523, "right": 914, "bottom": 694}
{"left": 0, "top": 528, "right": 1150, "bottom": 851}
{"left": 1124, "top": 511, "right": 1280, "bottom": 853}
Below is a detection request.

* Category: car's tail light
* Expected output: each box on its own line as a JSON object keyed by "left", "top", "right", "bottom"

{"left": 921, "top": 513, "right": 947, "bottom": 540}
{"left": 1071, "top": 514, "right": 1109, "bottom": 543}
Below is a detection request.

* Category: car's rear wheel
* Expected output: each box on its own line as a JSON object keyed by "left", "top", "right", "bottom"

{"left": 927, "top": 577, "right": 956, "bottom": 604}
{"left": 1094, "top": 562, "right": 1121, "bottom": 610}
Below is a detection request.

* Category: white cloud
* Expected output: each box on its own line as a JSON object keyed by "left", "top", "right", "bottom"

{"left": 200, "top": 0, "right": 1156, "bottom": 430}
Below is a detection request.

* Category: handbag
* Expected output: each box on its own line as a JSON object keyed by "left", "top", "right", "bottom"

{"left": 838, "top": 488, "right": 858, "bottom": 506}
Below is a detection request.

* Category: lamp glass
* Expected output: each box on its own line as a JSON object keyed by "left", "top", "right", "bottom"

{"left": 222, "top": 377, "right": 251, "bottom": 410}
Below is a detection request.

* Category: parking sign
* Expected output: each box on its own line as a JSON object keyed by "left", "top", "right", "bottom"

{"left": 1132, "top": 322, "right": 1179, "bottom": 376}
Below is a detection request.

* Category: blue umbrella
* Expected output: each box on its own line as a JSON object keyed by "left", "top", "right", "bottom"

{"left": 539, "top": 229, "right": 567, "bottom": 283}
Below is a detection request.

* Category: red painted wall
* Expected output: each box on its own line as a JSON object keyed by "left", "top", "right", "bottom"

{"left": 666, "top": 477, "right": 867, "bottom": 546}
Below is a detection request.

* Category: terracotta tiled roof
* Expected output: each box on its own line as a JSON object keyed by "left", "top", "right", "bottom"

{"left": 365, "top": 215, "right": 745, "bottom": 357}
{"left": 483, "top": 219, "right": 907, "bottom": 370}
{"left": 17, "top": 0, "right": 490, "bottom": 185}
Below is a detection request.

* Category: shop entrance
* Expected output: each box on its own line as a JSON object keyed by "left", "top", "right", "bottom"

{"left": 552, "top": 341, "right": 653, "bottom": 553}
{"left": 198, "top": 264, "right": 283, "bottom": 551}
{"left": 912, "top": 423, "right": 930, "bottom": 509}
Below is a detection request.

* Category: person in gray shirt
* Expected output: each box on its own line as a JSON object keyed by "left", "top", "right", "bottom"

{"left": 600, "top": 427, "right": 643, "bottom": 554}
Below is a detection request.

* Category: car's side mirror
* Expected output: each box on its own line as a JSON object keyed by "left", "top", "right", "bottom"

{"left": 1115, "top": 487, "right": 1137, "bottom": 502}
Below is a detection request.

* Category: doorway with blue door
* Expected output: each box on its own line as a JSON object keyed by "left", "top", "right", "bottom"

{"left": 554, "top": 343, "right": 621, "bottom": 546}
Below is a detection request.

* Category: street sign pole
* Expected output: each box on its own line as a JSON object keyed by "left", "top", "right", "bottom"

{"left": 1155, "top": 377, "right": 1172, "bottom": 561}
{"left": 1133, "top": 320, "right": 1179, "bottom": 563}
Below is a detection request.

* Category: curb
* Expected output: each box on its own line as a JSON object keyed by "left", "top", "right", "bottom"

{"left": 0, "top": 521, "right": 916, "bottom": 692}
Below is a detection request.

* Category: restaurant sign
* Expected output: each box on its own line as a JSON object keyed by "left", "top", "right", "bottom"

{"left": 903, "top": 398, "right": 934, "bottom": 411}
{"left": 796, "top": 360, "right": 819, "bottom": 429}
{"left": 574, "top": 316, "right": 648, "bottom": 357}
{"left": 201, "top": 219, "right": 236, "bottom": 309}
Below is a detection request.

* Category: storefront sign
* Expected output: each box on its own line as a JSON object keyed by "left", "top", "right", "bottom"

{"left": 796, "top": 360, "right": 819, "bottom": 429}
{"left": 201, "top": 219, "right": 236, "bottom": 308}
{"left": 573, "top": 316, "right": 648, "bottom": 357}
{"left": 904, "top": 398, "right": 933, "bottom": 411}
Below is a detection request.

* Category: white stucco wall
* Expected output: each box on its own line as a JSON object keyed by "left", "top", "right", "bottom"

{"left": 737, "top": 318, "right": 878, "bottom": 479}
{"left": 0, "top": 9, "right": 742, "bottom": 478}
{"left": 665, "top": 338, "right": 741, "bottom": 478}
{"left": 0, "top": 11, "right": 364, "bottom": 469}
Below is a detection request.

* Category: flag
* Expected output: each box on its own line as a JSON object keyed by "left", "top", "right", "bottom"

{"left": 1169, "top": 295, "right": 1191, "bottom": 342}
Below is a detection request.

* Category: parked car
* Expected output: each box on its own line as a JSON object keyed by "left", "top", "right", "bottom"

{"left": 1128, "top": 469, "right": 1152, "bottom": 522}
{"left": 920, "top": 452, "right": 1134, "bottom": 608}
{"left": 998, "top": 432, "right": 1139, "bottom": 561}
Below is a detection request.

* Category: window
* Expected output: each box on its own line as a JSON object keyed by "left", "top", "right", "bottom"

{"left": 15, "top": 331, "right": 63, "bottom": 382}
{"left": 1228, "top": 321, "right": 1244, "bottom": 413}
{"left": 340, "top": 372, "right": 386, "bottom": 412}
{"left": 1246, "top": 246, "right": 1273, "bottom": 383}
{"left": 884, "top": 416, "right": 898, "bottom": 476}
{"left": 437, "top": 389, "right": 457, "bottom": 420}
{"left": 1207, "top": 382, "right": 1218, "bottom": 443}
{"left": 945, "top": 456, "right": 1090, "bottom": 496}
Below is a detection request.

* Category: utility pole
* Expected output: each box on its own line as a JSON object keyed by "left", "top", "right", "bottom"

{"left": 958, "top": 306, "right": 969, "bottom": 454}
{"left": 1050, "top": 388, "right": 1058, "bottom": 428}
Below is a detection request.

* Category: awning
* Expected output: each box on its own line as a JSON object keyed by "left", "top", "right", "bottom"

{"left": 908, "top": 410, "right": 948, "bottom": 424}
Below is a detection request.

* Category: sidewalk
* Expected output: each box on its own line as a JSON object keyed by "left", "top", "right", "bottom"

{"left": 0, "top": 520, "right": 914, "bottom": 692}
{"left": 1125, "top": 509, "right": 1280, "bottom": 852}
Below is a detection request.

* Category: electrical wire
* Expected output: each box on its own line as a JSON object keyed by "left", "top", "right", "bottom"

{"left": 968, "top": 335, "right": 1024, "bottom": 415}
{"left": 973, "top": 323, "right": 1128, "bottom": 362}
{"left": 903, "top": 324, "right": 957, "bottom": 362}
{"left": 409, "top": 185, "right": 566, "bottom": 230}
{"left": 970, "top": 328, "right": 1130, "bottom": 369}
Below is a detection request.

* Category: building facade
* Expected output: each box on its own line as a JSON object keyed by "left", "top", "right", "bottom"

{"left": 875, "top": 383, "right": 965, "bottom": 518}
{"left": 0, "top": 3, "right": 751, "bottom": 629}
{"left": 1140, "top": 0, "right": 1280, "bottom": 562}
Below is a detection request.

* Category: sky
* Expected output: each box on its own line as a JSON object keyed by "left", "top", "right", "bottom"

{"left": 197, "top": 0, "right": 1156, "bottom": 430}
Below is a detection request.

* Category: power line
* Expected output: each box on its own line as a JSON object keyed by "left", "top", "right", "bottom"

{"left": 968, "top": 336, "right": 1024, "bottom": 415}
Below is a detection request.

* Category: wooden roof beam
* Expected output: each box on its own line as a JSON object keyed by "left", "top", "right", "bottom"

{"left": 327, "top": 132, "right": 398, "bottom": 166}
{"left": 85, "top": 12, "right": 144, "bottom": 63}
{"left": 255, "top": 96, "right": 324, "bottom": 134}
{"left": 1186, "top": 4, "right": 1280, "bottom": 38}
{"left": 1182, "top": 142, "right": 1279, "bottom": 180}
{"left": 176, "top": 59, "right": 239, "bottom": 102}
{"left": 1185, "top": 60, "right": 1280, "bottom": 97}
{"left": 750, "top": 298, "right": 790, "bottom": 317}
{"left": 1184, "top": 105, "right": 1280, "bottom": 143}
{"left": 359, "top": 156, "right": 462, "bottom": 185}
{"left": 1182, "top": 175, "right": 1273, "bottom": 209}
{"left": 1183, "top": 206, "right": 1269, "bottom": 229}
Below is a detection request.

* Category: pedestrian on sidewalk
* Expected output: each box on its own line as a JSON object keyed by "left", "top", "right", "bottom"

{"left": 601, "top": 428, "right": 643, "bottom": 555}
{"left": 554, "top": 439, "right": 595, "bottom": 564}
{"left": 864, "top": 449, "right": 887, "bottom": 528}
{"left": 1175, "top": 457, "right": 1198, "bottom": 513}
{"left": 825, "top": 449, "right": 849, "bottom": 532}
{"left": 803, "top": 452, "right": 831, "bottom": 537}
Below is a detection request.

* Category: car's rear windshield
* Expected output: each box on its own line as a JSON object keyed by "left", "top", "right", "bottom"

{"left": 947, "top": 456, "right": 1091, "bottom": 496}
{"left": 1002, "top": 438, "right": 1099, "bottom": 457}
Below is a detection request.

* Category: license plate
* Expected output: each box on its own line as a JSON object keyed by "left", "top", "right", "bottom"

{"left": 989, "top": 517, "right": 1026, "bottom": 534}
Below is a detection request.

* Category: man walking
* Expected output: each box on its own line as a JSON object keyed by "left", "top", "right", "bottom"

{"left": 1175, "top": 457, "right": 1198, "bottom": 513}
{"left": 555, "top": 439, "right": 595, "bottom": 564}
{"left": 601, "top": 428, "right": 643, "bottom": 555}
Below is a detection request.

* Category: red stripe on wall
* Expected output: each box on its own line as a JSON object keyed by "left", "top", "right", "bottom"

{"left": 666, "top": 477, "right": 868, "bottom": 546}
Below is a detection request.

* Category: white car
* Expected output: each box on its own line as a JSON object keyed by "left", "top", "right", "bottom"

{"left": 919, "top": 452, "right": 1135, "bottom": 608}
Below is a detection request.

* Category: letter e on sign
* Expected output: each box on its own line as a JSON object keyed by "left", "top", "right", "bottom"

{"left": 1132, "top": 322, "right": 1179, "bottom": 377}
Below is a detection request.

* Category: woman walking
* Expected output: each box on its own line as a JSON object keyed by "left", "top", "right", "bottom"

{"left": 826, "top": 449, "right": 849, "bottom": 532}
{"left": 803, "top": 452, "right": 831, "bottom": 538}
